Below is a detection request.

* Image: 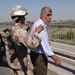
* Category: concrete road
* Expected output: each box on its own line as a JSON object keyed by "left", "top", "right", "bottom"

{"left": 0, "top": 61, "right": 11, "bottom": 75}
{"left": 0, "top": 67, "right": 11, "bottom": 75}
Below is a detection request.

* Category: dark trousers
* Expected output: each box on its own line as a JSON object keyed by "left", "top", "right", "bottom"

{"left": 30, "top": 51, "right": 48, "bottom": 75}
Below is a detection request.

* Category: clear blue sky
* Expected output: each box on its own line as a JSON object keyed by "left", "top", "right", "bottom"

{"left": 0, "top": 0, "right": 75, "bottom": 22}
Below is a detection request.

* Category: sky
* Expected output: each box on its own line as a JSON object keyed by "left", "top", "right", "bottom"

{"left": 0, "top": 0, "right": 75, "bottom": 22}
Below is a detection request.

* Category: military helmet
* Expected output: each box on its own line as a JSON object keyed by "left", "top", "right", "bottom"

{"left": 11, "top": 5, "right": 28, "bottom": 19}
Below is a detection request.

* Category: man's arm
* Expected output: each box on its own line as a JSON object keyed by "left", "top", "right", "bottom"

{"left": 39, "top": 29, "right": 61, "bottom": 66}
{"left": 50, "top": 54, "right": 61, "bottom": 66}
{"left": 41, "top": 38, "right": 61, "bottom": 66}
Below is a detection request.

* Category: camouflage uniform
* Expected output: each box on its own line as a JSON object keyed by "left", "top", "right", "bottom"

{"left": 6, "top": 23, "right": 42, "bottom": 75}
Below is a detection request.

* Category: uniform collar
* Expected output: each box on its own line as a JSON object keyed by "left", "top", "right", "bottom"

{"left": 15, "top": 23, "right": 23, "bottom": 28}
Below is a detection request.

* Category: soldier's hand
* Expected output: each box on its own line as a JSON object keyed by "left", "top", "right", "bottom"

{"left": 35, "top": 25, "right": 44, "bottom": 33}
{"left": 29, "top": 21, "right": 34, "bottom": 28}
{"left": 26, "top": 21, "right": 34, "bottom": 31}
{"left": 13, "top": 58, "right": 18, "bottom": 66}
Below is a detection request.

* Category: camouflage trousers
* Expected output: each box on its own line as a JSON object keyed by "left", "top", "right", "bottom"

{"left": 5, "top": 45, "right": 34, "bottom": 75}
{"left": 10, "top": 57, "right": 34, "bottom": 75}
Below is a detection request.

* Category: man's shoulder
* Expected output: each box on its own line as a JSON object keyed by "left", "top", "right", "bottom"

{"left": 34, "top": 19, "right": 44, "bottom": 26}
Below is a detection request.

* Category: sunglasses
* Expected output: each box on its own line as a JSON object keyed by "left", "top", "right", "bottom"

{"left": 46, "top": 14, "right": 52, "bottom": 16}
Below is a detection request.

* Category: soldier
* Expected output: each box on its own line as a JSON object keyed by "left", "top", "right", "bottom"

{"left": 5, "top": 5, "right": 43, "bottom": 75}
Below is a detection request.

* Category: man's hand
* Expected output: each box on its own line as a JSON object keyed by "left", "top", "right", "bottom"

{"left": 50, "top": 54, "right": 61, "bottom": 66}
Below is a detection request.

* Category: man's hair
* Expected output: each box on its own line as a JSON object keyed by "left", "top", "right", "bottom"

{"left": 40, "top": 6, "right": 52, "bottom": 14}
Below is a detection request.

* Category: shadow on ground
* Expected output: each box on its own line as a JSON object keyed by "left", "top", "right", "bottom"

{"left": 0, "top": 60, "right": 10, "bottom": 68}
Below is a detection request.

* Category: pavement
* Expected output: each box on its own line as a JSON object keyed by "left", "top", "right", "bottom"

{"left": 0, "top": 59, "right": 58, "bottom": 75}
{"left": 0, "top": 61, "right": 11, "bottom": 75}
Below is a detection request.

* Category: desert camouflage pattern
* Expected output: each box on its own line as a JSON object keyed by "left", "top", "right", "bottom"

{"left": 6, "top": 23, "right": 41, "bottom": 75}
{"left": 11, "top": 23, "right": 41, "bottom": 49}
{"left": 11, "top": 5, "right": 28, "bottom": 19}
{"left": 6, "top": 45, "right": 33, "bottom": 75}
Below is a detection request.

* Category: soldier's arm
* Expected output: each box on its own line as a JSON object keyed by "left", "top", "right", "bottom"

{"left": 26, "top": 22, "right": 34, "bottom": 31}
{"left": 23, "top": 25, "right": 44, "bottom": 49}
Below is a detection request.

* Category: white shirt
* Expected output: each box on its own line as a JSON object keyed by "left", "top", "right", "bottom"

{"left": 30, "top": 18, "right": 54, "bottom": 56}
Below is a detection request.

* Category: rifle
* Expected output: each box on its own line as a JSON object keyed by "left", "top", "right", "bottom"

{"left": 3, "top": 28, "right": 27, "bottom": 75}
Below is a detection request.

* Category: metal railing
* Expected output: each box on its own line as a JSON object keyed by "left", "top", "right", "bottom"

{"left": 47, "top": 24, "right": 75, "bottom": 46}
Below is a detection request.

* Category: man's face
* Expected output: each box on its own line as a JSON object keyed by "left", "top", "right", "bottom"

{"left": 45, "top": 12, "right": 52, "bottom": 23}
{"left": 41, "top": 9, "right": 52, "bottom": 24}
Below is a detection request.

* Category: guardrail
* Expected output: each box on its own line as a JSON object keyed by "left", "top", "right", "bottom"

{"left": 47, "top": 24, "right": 75, "bottom": 46}
{"left": 51, "top": 47, "right": 75, "bottom": 60}
{"left": 48, "top": 41, "right": 75, "bottom": 75}
{"left": 48, "top": 46, "right": 75, "bottom": 75}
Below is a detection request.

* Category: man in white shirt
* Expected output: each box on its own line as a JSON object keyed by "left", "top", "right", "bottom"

{"left": 30, "top": 6, "right": 61, "bottom": 75}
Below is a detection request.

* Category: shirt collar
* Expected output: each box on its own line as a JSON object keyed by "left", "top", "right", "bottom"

{"left": 39, "top": 18, "right": 47, "bottom": 27}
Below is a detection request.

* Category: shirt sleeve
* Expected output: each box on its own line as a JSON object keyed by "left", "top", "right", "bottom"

{"left": 25, "top": 31, "right": 42, "bottom": 49}
{"left": 40, "top": 28, "right": 54, "bottom": 56}
{"left": 16, "top": 29, "right": 42, "bottom": 49}
{"left": 41, "top": 37, "right": 54, "bottom": 56}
